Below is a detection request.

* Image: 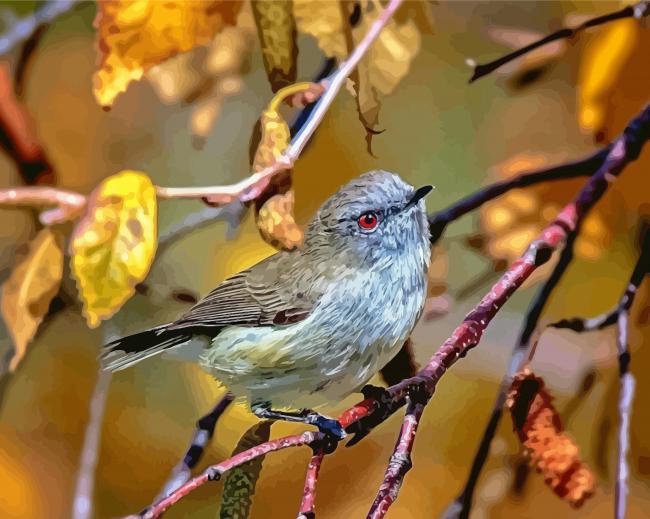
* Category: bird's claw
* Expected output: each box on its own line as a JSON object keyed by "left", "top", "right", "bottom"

{"left": 361, "top": 383, "right": 393, "bottom": 404}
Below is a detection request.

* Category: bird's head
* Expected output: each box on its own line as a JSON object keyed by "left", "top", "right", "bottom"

{"left": 305, "top": 170, "right": 432, "bottom": 262}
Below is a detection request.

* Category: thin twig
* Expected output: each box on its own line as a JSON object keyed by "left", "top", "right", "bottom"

{"left": 0, "top": 0, "right": 79, "bottom": 56}
{"left": 141, "top": 431, "right": 325, "bottom": 519}
{"left": 428, "top": 146, "right": 610, "bottom": 243}
{"left": 297, "top": 450, "right": 325, "bottom": 519}
{"left": 468, "top": 0, "right": 650, "bottom": 82}
{"left": 155, "top": 393, "right": 234, "bottom": 501}
{"left": 72, "top": 323, "right": 118, "bottom": 519}
{"left": 0, "top": 186, "right": 86, "bottom": 224}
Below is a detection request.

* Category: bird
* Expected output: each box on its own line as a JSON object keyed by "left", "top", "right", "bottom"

{"left": 101, "top": 170, "right": 432, "bottom": 439}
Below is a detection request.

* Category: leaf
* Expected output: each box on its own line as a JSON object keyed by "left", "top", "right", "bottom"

{"left": 295, "top": 0, "right": 422, "bottom": 152}
{"left": 70, "top": 170, "right": 157, "bottom": 328}
{"left": 506, "top": 368, "right": 595, "bottom": 507}
{"left": 252, "top": 0, "right": 298, "bottom": 92}
{"left": 93, "top": 0, "right": 242, "bottom": 108}
{"left": 577, "top": 18, "right": 638, "bottom": 137}
{"left": 1, "top": 228, "right": 63, "bottom": 371}
{"left": 219, "top": 421, "right": 272, "bottom": 519}
{"left": 478, "top": 153, "right": 614, "bottom": 284}
{"left": 252, "top": 105, "right": 304, "bottom": 251}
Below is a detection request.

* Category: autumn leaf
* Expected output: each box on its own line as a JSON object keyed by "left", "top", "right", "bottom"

{"left": 252, "top": 0, "right": 298, "bottom": 92}
{"left": 294, "top": 0, "right": 423, "bottom": 151}
{"left": 1, "top": 228, "right": 63, "bottom": 371}
{"left": 478, "top": 153, "right": 614, "bottom": 284}
{"left": 70, "top": 171, "right": 157, "bottom": 328}
{"left": 577, "top": 18, "right": 639, "bottom": 138}
{"left": 251, "top": 84, "right": 317, "bottom": 251}
{"left": 93, "top": 0, "right": 242, "bottom": 108}
{"left": 506, "top": 368, "right": 595, "bottom": 507}
{"left": 219, "top": 421, "right": 272, "bottom": 519}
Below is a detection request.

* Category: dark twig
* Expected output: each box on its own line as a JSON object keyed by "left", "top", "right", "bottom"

{"left": 0, "top": 0, "right": 78, "bottom": 56}
{"left": 155, "top": 393, "right": 234, "bottom": 500}
{"left": 297, "top": 450, "right": 325, "bottom": 519}
{"left": 14, "top": 23, "right": 48, "bottom": 98}
{"left": 468, "top": 1, "right": 650, "bottom": 82}
{"left": 428, "top": 146, "right": 610, "bottom": 244}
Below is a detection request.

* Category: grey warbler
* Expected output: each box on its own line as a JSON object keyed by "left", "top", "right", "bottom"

{"left": 102, "top": 170, "right": 432, "bottom": 438}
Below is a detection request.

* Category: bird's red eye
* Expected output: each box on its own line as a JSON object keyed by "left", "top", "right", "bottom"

{"left": 358, "top": 211, "right": 379, "bottom": 230}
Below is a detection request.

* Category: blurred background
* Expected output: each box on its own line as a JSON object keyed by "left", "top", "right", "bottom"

{"left": 0, "top": 1, "right": 649, "bottom": 518}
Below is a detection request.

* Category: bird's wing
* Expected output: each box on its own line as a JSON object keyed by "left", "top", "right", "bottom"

{"left": 166, "top": 252, "right": 314, "bottom": 332}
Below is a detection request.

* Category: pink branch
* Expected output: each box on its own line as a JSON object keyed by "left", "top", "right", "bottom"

{"left": 0, "top": 186, "right": 86, "bottom": 224}
{"left": 141, "top": 431, "right": 322, "bottom": 519}
{"left": 297, "top": 450, "right": 325, "bottom": 519}
{"left": 366, "top": 402, "right": 424, "bottom": 519}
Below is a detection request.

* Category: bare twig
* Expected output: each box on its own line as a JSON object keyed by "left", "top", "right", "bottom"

{"left": 0, "top": 0, "right": 79, "bottom": 56}
{"left": 72, "top": 323, "right": 117, "bottom": 519}
{"left": 468, "top": 0, "right": 650, "bottom": 82}
{"left": 297, "top": 450, "right": 325, "bottom": 519}
{"left": 428, "top": 146, "right": 610, "bottom": 243}
{"left": 141, "top": 431, "right": 325, "bottom": 519}
{"left": 0, "top": 186, "right": 86, "bottom": 224}
{"left": 155, "top": 393, "right": 234, "bottom": 500}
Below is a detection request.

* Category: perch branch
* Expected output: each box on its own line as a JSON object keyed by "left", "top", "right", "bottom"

{"left": 468, "top": 0, "right": 650, "bottom": 82}
{"left": 297, "top": 450, "right": 325, "bottom": 519}
{"left": 133, "top": 102, "right": 650, "bottom": 519}
{"left": 141, "top": 431, "right": 325, "bottom": 519}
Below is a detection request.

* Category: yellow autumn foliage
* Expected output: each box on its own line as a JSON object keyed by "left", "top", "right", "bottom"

{"left": 93, "top": 0, "right": 241, "bottom": 108}
{"left": 1, "top": 228, "right": 63, "bottom": 371}
{"left": 578, "top": 18, "right": 639, "bottom": 134}
{"left": 70, "top": 171, "right": 157, "bottom": 328}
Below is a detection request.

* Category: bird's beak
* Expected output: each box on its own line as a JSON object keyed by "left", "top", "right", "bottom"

{"left": 404, "top": 185, "right": 433, "bottom": 210}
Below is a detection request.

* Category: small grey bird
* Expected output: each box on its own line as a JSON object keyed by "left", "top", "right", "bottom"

{"left": 102, "top": 170, "right": 432, "bottom": 438}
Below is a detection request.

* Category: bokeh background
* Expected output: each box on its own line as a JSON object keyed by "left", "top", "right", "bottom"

{"left": 0, "top": 1, "right": 649, "bottom": 518}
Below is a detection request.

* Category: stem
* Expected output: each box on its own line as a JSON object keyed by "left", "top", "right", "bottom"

{"left": 468, "top": 1, "right": 650, "bottom": 82}
{"left": 297, "top": 450, "right": 325, "bottom": 519}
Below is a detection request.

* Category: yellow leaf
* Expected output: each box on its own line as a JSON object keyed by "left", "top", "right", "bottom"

{"left": 71, "top": 171, "right": 157, "bottom": 327}
{"left": 1, "top": 228, "right": 63, "bottom": 371}
{"left": 578, "top": 18, "right": 638, "bottom": 134}
{"left": 251, "top": 84, "right": 318, "bottom": 250}
{"left": 93, "top": 0, "right": 241, "bottom": 108}
{"left": 295, "top": 0, "right": 422, "bottom": 149}
{"left": 252, "top": 0, "right": 298, "bottom": 92}
{"left": 293, "top": 0, "right": 348, "bottom": 59}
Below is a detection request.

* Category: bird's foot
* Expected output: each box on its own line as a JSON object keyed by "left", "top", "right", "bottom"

{"left": 360, "top": 383, "right": 393, "bottom": 404}
{"left": 251, "top": 404, "right": 346, "bottom": 445}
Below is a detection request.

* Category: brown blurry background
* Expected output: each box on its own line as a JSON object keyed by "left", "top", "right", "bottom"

{"left": 1, "top": 1, "right": 649, "bottom": 518}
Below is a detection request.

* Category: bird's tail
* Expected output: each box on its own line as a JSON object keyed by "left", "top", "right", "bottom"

{"left": 101, "top": 324, "right": 191, "bottom": 372}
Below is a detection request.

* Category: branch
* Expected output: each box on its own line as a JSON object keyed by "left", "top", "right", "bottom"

{"left": 155, "top": 393, "right": 234, "bottom": 500}
{"left": 72, "top": 324, "right": 117, "bottom": 519}
{"left": 141, "top": 431, "right": 325, "bottom": 519}
{"left": 0, "top": 186, "right": 86, "bottom": 224}
{"left": 297, "top": 450, "right": 325, "bottom": 519}
{"left": 428, "top": 146, "right": 610, "bottom": 243}
{"left": 0, "top": 0, "right": 79, "bottom": 56}
{"left": 448, "top": 106, "right": 650, "bottom": 518}
{"left": 468, "top": 1, "right": 650, "bottom": 82}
